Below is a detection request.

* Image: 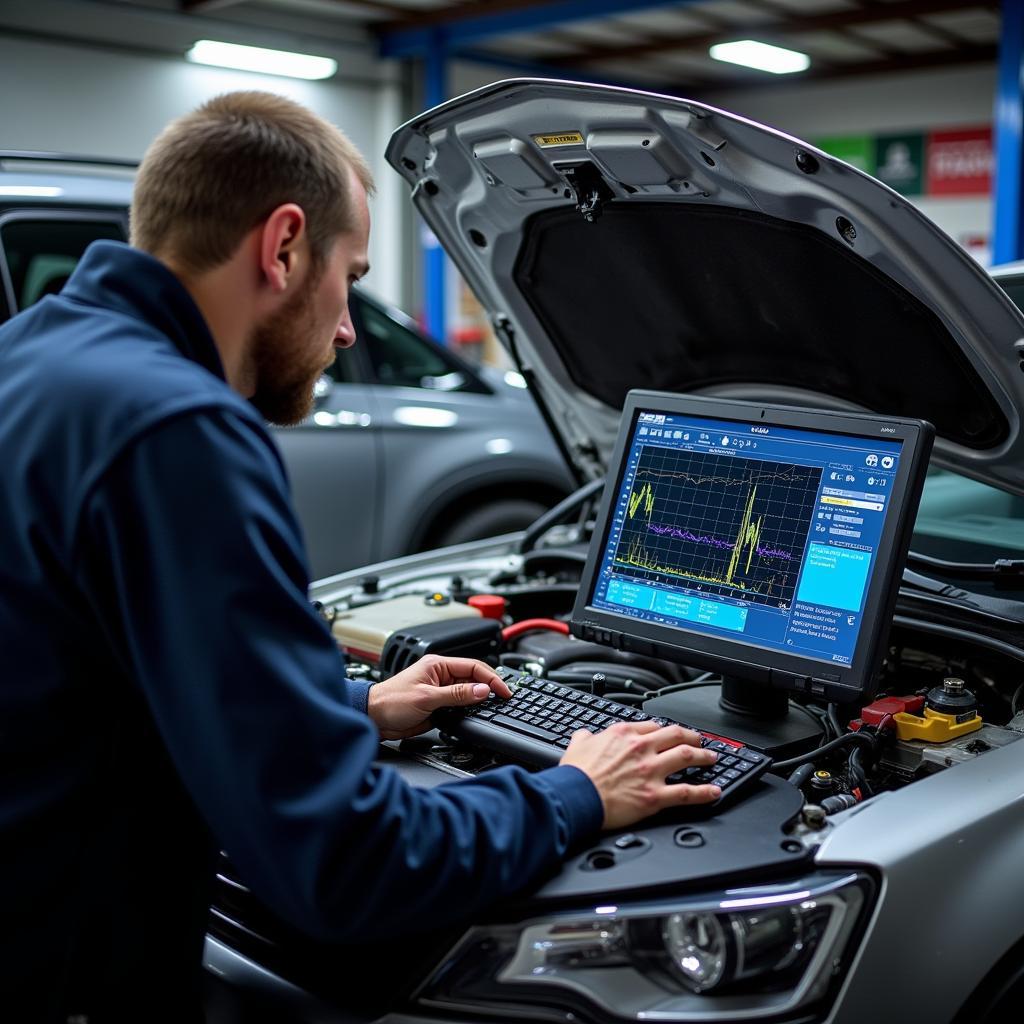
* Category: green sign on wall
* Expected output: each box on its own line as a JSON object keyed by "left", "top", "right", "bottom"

{"left": 873, "top": 133, "right": 924, "bottom": 195}
{"left": 814, "top": 135, "right": 873, "bottom": 173}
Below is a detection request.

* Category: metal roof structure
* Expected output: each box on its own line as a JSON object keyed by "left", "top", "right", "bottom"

{"left": 173, "top": 0, "right": 1000, "bottom": 94}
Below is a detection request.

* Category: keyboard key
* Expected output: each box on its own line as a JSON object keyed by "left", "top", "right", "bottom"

{"left": 491, "top": 714, "right": 561, "bottom": 743}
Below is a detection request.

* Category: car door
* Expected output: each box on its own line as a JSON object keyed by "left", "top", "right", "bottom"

{"left": 0, "top": 208, "right": 127, "bottom": 319}
{"left": 350, "top": 292, "right": 566, "bottom": 559}
{"left": 270, "top": 342, "right": 382, "bottom": 580}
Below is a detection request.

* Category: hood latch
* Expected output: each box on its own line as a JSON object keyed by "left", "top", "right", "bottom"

{"left": 556, "top": 161, "right": 615, "bottom": 223}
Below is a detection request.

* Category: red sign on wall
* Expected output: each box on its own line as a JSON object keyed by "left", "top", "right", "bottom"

{"left": 926, "top": 127, "right": 993, "bottom": 196}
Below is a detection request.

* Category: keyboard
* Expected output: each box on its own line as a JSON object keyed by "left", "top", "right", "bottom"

{"left": 433, "top": 666, "right": 772, "bottom": 806}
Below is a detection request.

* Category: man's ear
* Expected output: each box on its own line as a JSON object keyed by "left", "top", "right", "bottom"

{"left": 258, "top": 203, "right": 307, "bottom": 294}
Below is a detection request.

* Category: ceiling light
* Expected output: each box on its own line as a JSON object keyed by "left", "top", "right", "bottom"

{"left": 0, "top": 186, "right": 64, "bottom": 197}
{"left": 186, "top": 40, "right": 337, "bottom": 80}
{"left": 709, "top": 39, "right": 810, "bottom": 75}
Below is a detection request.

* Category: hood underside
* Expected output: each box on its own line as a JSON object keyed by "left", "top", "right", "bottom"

{"left": 387, "top": 79, "right": 1024, "bottom": 496}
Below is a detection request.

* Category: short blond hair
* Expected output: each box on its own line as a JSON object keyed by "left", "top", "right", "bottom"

{"left": 130, "top": 91, "right": 374, "bottom": 274}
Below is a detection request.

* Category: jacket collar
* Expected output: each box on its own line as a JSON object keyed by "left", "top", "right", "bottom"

{"left": 64, "top": 240, "right": 225, "bottom": 380}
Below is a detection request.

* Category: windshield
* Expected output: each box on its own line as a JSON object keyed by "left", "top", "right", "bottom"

{"left": 912, "top": 467, "right": 1024, "bottom": 563}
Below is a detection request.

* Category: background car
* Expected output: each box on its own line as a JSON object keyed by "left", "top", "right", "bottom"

{"left": 0, "top": 152, "right": 573, "bottom": 576}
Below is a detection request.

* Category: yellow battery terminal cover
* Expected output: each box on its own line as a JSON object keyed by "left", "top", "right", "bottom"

{"left": 893, "top": 706, "right": 982, "bottom": 742}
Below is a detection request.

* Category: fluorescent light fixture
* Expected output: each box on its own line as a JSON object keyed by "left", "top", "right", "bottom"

{"left": 709, "top": 39, "right": 810, "bottom": 74}
{"left": 0, "top": 185, "right": 64, "bottom": 197}
{"left": 186, "top": 40, "right": 337, "bottom": 80}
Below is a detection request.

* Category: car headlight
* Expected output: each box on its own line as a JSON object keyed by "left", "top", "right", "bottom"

{"left": 416, "top": 872, "right": 873, "bottom": 1022}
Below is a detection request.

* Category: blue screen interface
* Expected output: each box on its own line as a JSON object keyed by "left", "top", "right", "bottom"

{"left": 591, "top": 410, "right": 904, "bottom": 666}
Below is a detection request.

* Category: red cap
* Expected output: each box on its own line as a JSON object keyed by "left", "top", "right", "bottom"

{"left": 860, "top": 695, "right": 924, "bottom": 727}
{"left": 467, "top": 594, "right": 507, "bottom": 620}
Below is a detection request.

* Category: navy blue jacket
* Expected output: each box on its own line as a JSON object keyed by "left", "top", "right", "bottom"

{"left": 0, "top": 241, "right": 602, "bottom": 1019}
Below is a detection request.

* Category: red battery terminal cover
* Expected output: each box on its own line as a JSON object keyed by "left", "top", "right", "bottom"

{"left": 467, "top": 594, "right": 508, "bottom": 621}
{"left": 850, "top": 695, "right": 925, "bottom": 732}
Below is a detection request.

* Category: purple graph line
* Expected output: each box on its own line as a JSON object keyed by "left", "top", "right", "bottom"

{"left": 646, "top": 522, "right": 792, "bottom": 561}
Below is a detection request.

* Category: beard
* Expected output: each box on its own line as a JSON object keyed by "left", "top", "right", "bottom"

{"left": 248, "top": 281, "right": 334, "bottom": 426}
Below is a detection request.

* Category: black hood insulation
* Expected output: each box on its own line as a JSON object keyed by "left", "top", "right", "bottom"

{"left": 514, "top": 202, "right": 1006, "bottom": 450}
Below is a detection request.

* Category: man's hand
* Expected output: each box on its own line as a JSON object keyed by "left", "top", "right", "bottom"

{"left": 367, "top": 654, "right": 511, "bottom": 740}
{"left": 560, "top": 721, "right": 720, "bottom": 828}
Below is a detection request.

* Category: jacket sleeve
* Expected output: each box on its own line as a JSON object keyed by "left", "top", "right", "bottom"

{"left": 72, "top": 406, "right": 603, "bottom": 940}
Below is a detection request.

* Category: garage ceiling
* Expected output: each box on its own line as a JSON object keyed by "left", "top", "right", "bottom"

{"left": 2, "top": 1, "right": 1003, "bottom": 95}
{"left": 172, "top": 0, "right": 1001, "bottom": 92}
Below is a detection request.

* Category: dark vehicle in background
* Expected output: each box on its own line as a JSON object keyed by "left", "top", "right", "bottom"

{"left": 0, "top": 152, "right": 572, "bottom": 576}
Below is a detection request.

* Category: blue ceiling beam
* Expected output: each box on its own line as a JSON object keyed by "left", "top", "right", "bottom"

{"left": 422, "top": 33, "right": 449, "bottom": 344}
{"left": 454, "top": 47, "right": 668, "bottom": 96}
{"left": 993, "top": 0, "right": 1024, "bottom": 265}
{"left": 380, "top": 0, "right": 702, "bottom": 59}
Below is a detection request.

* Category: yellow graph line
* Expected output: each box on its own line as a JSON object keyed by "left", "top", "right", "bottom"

{"left": 627, "top": 481, "right": 655, "bottom": 520}
{"left": 615, "top": 538, "right": 781, "bottom": 595}
{"left": 620, "top": 484, "right": 769, "bottom": 592}
{"left": 726, "top": 485, "right": 762, "bottom": 583}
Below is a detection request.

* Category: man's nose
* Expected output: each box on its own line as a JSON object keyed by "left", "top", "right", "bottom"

{"left": 335, "top": 305, "right": 356, "bottom": 349}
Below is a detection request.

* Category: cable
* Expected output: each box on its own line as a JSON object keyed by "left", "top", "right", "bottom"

{"left": 892, "top": 615, "right": 1024, "bottom": 665}
{"left": 773, "top": 731, "right": 876, "bottom": 772}
{"left": 601, "top": 691, "right": 646, "bottom": 706}
{"left": 906, "top": 550, "right": 1024, "bottom": 581}
{"left": 654, "top": 677, "right": 722, "bottom": 696}
{"left": 545, "top": 665, "right": 673, "bottom": 695}
{"left": 521, "top": 548, "right": 588, "bottom": 573}
{"left": 827, "top": 703, "right": 843, "bottom": 740}
{"left": 519, "top": 478, "right": 605, "bottom": 553}
{"left": 848, "top": 745, "right": 873, "bottom": 798}
{"left": 502, "top": 618, "right": 570, "bottom": 641}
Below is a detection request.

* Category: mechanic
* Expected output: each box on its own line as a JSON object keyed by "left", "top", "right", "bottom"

{"left": 0, "top": 92, "right": 720, "bottom": 1020}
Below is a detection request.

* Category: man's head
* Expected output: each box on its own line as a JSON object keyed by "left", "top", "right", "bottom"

{"left": 131, "top": 91, "right": 374, "bottom": 424}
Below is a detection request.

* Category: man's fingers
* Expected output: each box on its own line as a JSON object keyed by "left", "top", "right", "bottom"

{"left": 662, "top": 783, "right": 721, "bottom": 807}
{"left": 611, "top": 719, "right": 660, "bottom": 735}
{"left": 423, "top": 681, "right": 489, "bottom": 709}
{"left": 655, "top": 741, "right": 718, "bottom": 774}
{"left": 436, "top": 657, "right": 511, "bottom": 698}
{"left": 645, "top": 723, "right": 704, "bottom": 752}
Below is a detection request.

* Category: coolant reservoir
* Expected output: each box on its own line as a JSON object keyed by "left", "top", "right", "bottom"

{"left": 331, "top": 594, "right": 480, "bottom": 662}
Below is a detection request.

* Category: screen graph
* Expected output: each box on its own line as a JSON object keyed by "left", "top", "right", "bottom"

{"left": 613, "top": 446, "right": 821, "bottom": 608}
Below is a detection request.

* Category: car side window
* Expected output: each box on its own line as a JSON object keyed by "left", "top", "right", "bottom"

{"left": 0, "top": 216, "right": 126, "bottom": 313}
{"left": 357, "top": 298, "right": 487, "bottom": 393}
{"left": 325, "top": 347, "right": 362, "bottom": 386}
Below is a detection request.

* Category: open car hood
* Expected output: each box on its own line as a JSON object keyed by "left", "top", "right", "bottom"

{"left": 386, "top": 79, "right": 1024, "bottom": 496}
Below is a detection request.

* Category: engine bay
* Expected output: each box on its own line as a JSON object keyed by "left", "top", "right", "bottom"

{"left": 310, "top": 483, "right": 1024, "bottom": 848}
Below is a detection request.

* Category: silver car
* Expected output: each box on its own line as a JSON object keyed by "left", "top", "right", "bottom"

{"left": 0, "top": 154, "right": 574, "bottom": 578}
{"left": 203, "top": 81, "right": 1024, "bottom": 1024}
